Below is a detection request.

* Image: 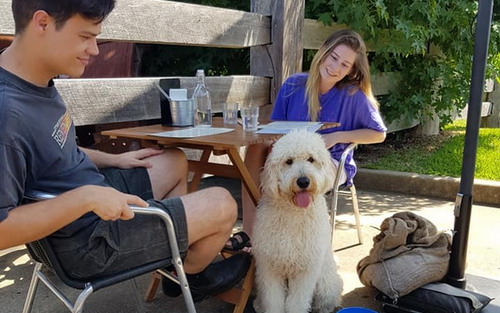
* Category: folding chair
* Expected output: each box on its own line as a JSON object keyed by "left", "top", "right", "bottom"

{"left": 21, "top": 191, "right": 196, "bottom": 313}
{"left": 328, "top": 143, "right": 363, "bottom": 246}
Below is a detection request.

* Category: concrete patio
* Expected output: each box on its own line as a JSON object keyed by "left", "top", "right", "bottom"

{"left": 1, "top": 177, "right": 499, "bottom": 312}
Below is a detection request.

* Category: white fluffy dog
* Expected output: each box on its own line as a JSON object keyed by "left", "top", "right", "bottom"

{"left": 252, "top": 130, "right": 343, "bottom": 313}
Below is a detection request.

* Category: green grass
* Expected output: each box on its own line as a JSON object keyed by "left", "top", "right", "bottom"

{"left": 361, "top": 120, "right": 500, "bottom": 181}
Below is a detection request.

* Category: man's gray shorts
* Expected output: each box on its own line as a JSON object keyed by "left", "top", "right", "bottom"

{"left": 53, "top": 167, "right": 188, "bottom": 279}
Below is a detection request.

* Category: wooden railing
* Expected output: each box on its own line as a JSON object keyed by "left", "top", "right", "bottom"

{"left": 2, "top": 0, "right": 495, "bottom": 132}
{"left": 0, "top": 0, "right": 395, "bottom": 126}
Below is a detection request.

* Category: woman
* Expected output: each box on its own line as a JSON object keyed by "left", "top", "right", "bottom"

{"left": 227, "top": 29, "right": 387, "bottom": 250}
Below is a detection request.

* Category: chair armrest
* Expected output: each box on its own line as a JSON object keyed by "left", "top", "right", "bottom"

{"left": 332, "top": 143, "right": 357, "bottom": 188}
{"left": 338, "top": 143, "right": 357, "bottom": 169}
{"left": 24, "top": 190, "right": 189, "bottom": 296}
{"left": 24, "top": 191, "right": 56, "bottom": 201}
{"left": 25, "top": 191, "right": 175, "bottom": 227}
{"left": 25, "top": 192, "right": 176, "bottom": 240}
{"left": 128, "top": 205, "right": 184, "bottom": 268}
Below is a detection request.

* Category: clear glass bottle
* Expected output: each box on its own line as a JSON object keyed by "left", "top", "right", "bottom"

{"left": 192, "top": 69, "right": 212, "bottom": 127}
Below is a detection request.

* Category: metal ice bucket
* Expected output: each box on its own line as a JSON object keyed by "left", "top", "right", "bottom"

{"left": 162, "top": 99, "right": 194, "bottom": 127}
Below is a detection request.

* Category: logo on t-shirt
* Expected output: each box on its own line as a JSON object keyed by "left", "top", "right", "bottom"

{"left": 52, "top": 110, "right": 72, "bottom": 149}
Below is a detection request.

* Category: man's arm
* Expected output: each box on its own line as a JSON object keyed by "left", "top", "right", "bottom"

{"left": 0, "top": 185, "right": 147, "bottom": 250}
{"left": 80, "top": 147, "right": 164, "bottom": 169}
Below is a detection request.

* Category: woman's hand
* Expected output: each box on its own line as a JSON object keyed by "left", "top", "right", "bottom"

{"left": 322, "top": 132, "right": 344, "bottom": 149}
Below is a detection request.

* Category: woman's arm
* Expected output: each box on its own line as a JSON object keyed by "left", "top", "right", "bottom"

{"left": 322, "top": 129, "right": 386, "bottom": 149}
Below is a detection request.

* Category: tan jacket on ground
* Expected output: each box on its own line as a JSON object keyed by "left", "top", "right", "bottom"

{"left": 357, "top": 211, "right": 452, "bottom": 299}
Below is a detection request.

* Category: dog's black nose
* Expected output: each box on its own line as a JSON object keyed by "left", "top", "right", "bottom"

{"left": 296, "top": 176, "right": 310, "bottom": 189}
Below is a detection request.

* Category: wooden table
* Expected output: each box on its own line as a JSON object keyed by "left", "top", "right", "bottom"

{"left": 102, "top": 118, "right": 339, "bottom": 313}
{"left": 101, "top": 118, "right": 281, "bottom": 206}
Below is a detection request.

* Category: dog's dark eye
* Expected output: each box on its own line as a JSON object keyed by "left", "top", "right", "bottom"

{"left": 286, "top": 159, "right": 293, "bottom": 165}
{"left": 307, "top": 157, "right": 315, "bottom": 163}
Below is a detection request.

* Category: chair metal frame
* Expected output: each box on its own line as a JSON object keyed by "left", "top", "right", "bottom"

{"left": 22, "top": 191, "right": 196, "bottom": 313}
{"left": 329, "top": 143, "right": 363, "bottom": 246}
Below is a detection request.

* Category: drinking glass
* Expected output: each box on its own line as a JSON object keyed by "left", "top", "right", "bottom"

{"left": 241, "top": 106, "right": 259, "bottom": 132}
{"left": 223, "top": 102, "right": 239, "bottom": 125}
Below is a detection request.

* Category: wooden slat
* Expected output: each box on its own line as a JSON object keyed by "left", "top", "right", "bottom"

{"left": 485, "top": 79, "right": 494, "bottom": 93}
{"left": 303, "top": 18, "right": 410, "bottom": 52}
{"left": 484, "top": 82, "right": 499, "bottom": 127}
{"left": 303, "top": 19, "right": 347, "bottom": 50}
{"left": 0, "top": 0, "right": 271, "bottom": 48}
{"left": 372, "top": 72, "right": 397, "bottom": 96}
{"left": 371, "top": 73, "right": 493, "bottom": 97}
{"left": 0, "top": 2, "right": 13, "bottom": 36}
{"left": 385, "top": 116, "right": 420, "bottom": 133}
{"left": 251, "top": 0, "right": 303, "bottom": 106}
{"left": 481, "top": 102, "right": 493, "bottom": 117}
{"left": 55, "top": 76, "right": 270, "bottom": 126}
{"left": 282, "top": 0, "right": 305, "bottom": 79}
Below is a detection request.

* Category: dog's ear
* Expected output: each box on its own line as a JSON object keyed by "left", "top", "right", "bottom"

{"left": 316, "top": 145, "right": 337, "bottom": 193}
{"left": 260, "top": 155, "right": 282, "bottom": 197}
{"left": 324, "top": 157, "right": 337, "bottom": 192}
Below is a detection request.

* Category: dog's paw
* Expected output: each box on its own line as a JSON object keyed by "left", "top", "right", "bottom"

{"left": 252, "top": 297, "right": 264, "bottom": 313}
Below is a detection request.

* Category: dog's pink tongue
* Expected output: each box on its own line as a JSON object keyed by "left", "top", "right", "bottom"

{"left": 295, "top": 191, "right": 312, "bottom": 208}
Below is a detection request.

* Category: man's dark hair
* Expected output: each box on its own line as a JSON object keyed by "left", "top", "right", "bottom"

{"left": 12, "top": 0, "right": 116, "bottom": 34}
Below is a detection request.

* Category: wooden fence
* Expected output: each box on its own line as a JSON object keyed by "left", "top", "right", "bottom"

{"left": 0, "top": 0, "right": 395, "bottom": 122}
{"left": 1, "top": 0, "right": 496, "bottom": 134}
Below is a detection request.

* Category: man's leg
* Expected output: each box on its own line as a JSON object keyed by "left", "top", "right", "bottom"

{"left": 145, "top": 147, "right": 238, "bottom": 273}
{"left": 180, "top": 187, "right": 237, "bottom": 273}
{"left": 114, "top": 149, "right": 248, "bottom": 300}
{"left": 146, "top": 148, "right": 188, "bottom": 200}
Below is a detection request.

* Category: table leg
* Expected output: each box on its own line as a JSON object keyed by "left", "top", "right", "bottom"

{"left": 215, "top": 257, "right": 256, "bottom": 313}
{"left": 188, "top": 148, "right": 212, "bottom": 193}
{"left": 144, "top": 271, "right": 162, "bottom": 302}
{"left": 226, "top": 148, "right": 261, "bottom": 206}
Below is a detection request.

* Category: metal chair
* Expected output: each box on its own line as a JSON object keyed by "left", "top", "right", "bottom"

{"left": 329, "top": 143, "right": 363, "bottom": 246}
{"left": 21, "top": 191, "right": 196, "bottom": 313}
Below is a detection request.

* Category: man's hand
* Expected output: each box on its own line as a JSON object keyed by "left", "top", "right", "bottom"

{"left": 76, "top": 186, "right": 149, "bottom": 221}
{"left": 81, "top": 147, "right": 164, "bottom": 169}
{"left": 114, "top": 148, "right": 164, "bottom": 169}
{"left": 0, "top": 185, "right": 149, "bottom": 250}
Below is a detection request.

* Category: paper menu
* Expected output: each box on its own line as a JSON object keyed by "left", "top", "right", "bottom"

{"left": 255, "top": 121, "right": 323, "bottom": 134}
{"left": 150, "top": 127, "right": 234, "bottom": 138}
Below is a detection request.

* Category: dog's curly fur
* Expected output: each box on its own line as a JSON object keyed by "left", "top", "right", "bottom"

{"left": 253, "top": 130, "right": 343, "bottom": 313}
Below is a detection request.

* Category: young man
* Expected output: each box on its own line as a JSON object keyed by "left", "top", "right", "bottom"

{"left": 0, "top": 0, "right": 249, "bottom": 301}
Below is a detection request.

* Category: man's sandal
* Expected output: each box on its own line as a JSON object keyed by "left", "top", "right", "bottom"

{"left": 223, "top": 231, "right": 251, "bottom": 252}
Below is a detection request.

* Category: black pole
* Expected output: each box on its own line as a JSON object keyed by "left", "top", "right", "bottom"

{"left": 447, "top": 0, "right": 493, "bottom": 289}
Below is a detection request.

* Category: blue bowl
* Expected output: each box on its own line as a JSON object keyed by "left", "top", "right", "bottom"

{"left": 337, "top": 308, "right": 379, "bottom": 313}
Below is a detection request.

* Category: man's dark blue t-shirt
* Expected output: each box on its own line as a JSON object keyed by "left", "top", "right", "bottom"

{"left": 0, "top": 66, "right": 105, "bottom": 237}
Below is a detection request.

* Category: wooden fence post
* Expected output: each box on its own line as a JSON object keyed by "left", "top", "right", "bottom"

{"left": 485, "top": 82, "right": 500, "bottom": 127}
{"left": 250, "top": 0, "right": 304, "bottom": 117}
